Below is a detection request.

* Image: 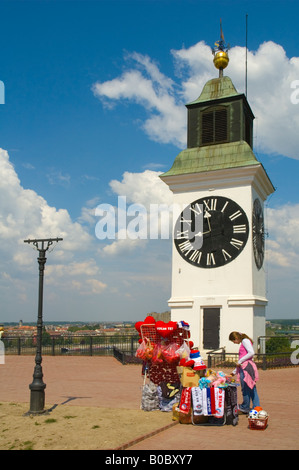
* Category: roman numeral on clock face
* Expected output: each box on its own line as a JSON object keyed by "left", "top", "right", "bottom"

{"left": 221, "top": 201, "right": 229, "bottom": 212}
{"left": 207, "top": 253, "right": 216, "bottom": 265}
{"left": 190, "top": 203, "right": 203, "bottom": 215}
{"left": 203, "top": 198, "right": 217, "bottom": 211}
{"left": 178, "top": 240, "right": 192, "bottom": 253}
{"left": 176, "top": 230, "right": 189, "bottom": 239}
{"left": 222, "top": 249, "right": 232, "bottom": 261}
{"left": 233, "top": 224, "right": 247, "bottom": 233}
{"left": 229, "top": 210, "right": 242, "bottom": 221}
{"left": 189, "top": 250, "right": 202, "bottom": 263}
{"left": 230, "top": 238, "right": 244, "bottom": 250}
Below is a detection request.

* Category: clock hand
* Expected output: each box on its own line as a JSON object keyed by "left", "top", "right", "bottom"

{"left": 204, "top": 211, "right": 212, "bottom": 232}
{"left": 193, "top": 230, "right": 212, "bottom": 237}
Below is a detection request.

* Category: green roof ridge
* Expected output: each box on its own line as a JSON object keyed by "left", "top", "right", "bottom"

{"left": 161, "top": 141, "right": 259, "bottom": 177}
{"left": 187, "top": 76, "right": 240, "bottom": 105}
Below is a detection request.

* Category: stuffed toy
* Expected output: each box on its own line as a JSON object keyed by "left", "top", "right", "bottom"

{"left": 199, "top": 370, "right": 237, "bottom": 388}
{"left": 177, "top": 320, "right": 190, "bottom": 331}
{"left": 199, "top": 369, "right": 217, "bottom": 388}
{"left": 179, "top": 349, "right": 206, "bottom": 371}
{"left": 179, "top": 357, "right": 191, "bottom": 367}
{"left": 176, "top": 321, "right": 191, "bottom": 338}
{"left": 199, "top": 377, "right": 212, "bottom": 389}
{"left": 212, "top": 371, "right": 227, "bottom": 387}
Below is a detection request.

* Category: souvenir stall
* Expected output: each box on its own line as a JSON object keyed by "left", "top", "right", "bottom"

{"left": 135, "top": 316, "right": 239, "bottom": 426}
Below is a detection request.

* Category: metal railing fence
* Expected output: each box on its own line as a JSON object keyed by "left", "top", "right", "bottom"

{"left": 2, "top": 334, "right": 140, "bottom": 358}
{"left": 207, "top": 351, "right": 298, "bottom": 370}
{"left": 207, "top": 335, "right": 299, "bottom": 370}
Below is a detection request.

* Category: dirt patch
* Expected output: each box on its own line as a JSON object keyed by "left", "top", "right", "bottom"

{"left": 0, "top": 401, "right": 175, "bottom": 450}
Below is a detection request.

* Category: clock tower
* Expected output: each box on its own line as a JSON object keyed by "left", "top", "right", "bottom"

{"left": 160, "top": 34, "right": 275, "bottom": 356}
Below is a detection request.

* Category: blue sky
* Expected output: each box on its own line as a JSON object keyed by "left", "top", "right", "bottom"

{"left": 0, "top": 0, "right": 299, "bottom": 322}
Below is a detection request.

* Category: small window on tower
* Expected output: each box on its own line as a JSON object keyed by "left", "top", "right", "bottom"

{"left": 201, "top": 106, "right": 228, "bottom": 145}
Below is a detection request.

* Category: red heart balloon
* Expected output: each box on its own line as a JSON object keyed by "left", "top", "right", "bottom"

{"left": 135, "top": 321, "right": 143, "bottom": 333}
{"left": 155, "top": 321, "right": 167, "bottom": 337}
{"left": 168, "top": 321, "right": 178, "bottom": 334}
{"left": 144, "top": 315, "right": 156, "bottom": 324}
{"left": 156, "top": 321, "right": 177, "bottom": 338}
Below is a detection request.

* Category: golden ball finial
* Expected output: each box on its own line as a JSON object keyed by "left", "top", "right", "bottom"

{"left": 213, "top": 50, "right": 229, "bottom": 70}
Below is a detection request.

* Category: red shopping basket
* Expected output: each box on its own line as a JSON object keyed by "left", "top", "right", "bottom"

{"left": 248, "top": 416, "right": 268, "bottom": 430}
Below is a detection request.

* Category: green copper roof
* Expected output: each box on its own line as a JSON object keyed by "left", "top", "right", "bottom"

{"left": 161, "top": 141, "right": 260, "bottom": 177}
{"left": 187, "top": 76, "right": 240, "bottom": 106}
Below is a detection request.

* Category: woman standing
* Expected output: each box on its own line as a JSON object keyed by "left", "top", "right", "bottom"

{"left": 229, "top": 331, "right": 260, "bottom": 414}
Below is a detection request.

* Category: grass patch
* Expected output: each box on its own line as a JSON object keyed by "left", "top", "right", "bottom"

{"left": 22, "top": 440, "right": 34, "bottom": 450}
{"left": 8, "top": 439, "right": 35, "bottom": 450}
{"left": 44, "top": 418, "right": 57, "bottom": 424}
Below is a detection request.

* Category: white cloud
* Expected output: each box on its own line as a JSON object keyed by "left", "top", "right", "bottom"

{"left": 78, "top": 206, "right": 97, "bottom": 227}
{"left": 109, "top": 169, "right": 172, "bottom": 206}
{"left": 22, "top": 162, "right": 35, "bottom": 170}
{"left": 102, "top": 237, "right": 147, "bottom": 256}
{"left": 0, "top": 148, "right": 108, "bottom": 309}
{"left": 266, "top": 203, "right": 299, "bottom": 269}
{"left": 85, "top": 278, "right": 107, "bottom": 294}
{"left": 78, "top": 197, "right": 101, "bottom": 227}
{"left": 265, "top": 203, "right": 299, "bottom": 318}
{"left": 0, "top": 150, "right": 92, "bottom": 255}
{"left": 92, "top": 53, "right": 186, "bottom": 148}
{"left": 229, "top": 42, "right": 299, "bottom": 160}
{"left": 46, "top": 260, "right": 100, "bottom": 277}
{"left": 47, "top": 169, "right": 71, "bottom": 187}
{"left": 171, "top": 40, "right": 218, "bottom": 102}
{"left": 96, "top": 170, "right": 174, "bottom": 256}
{"left": 93, "top": 41, "right": 299, "bottom": 160}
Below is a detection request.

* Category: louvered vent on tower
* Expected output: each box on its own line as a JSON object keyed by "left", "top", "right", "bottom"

{"left": 201, "top": 106, "right": 228, "bottom": 145}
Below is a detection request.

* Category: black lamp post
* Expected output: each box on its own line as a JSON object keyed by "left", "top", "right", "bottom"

{"left": 24, "top": 237, "right": 63, "bottom": 414}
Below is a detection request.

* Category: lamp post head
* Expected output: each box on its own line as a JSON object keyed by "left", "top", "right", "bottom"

{"left": 24, "top": 237, "right": 63, "bottom": 252}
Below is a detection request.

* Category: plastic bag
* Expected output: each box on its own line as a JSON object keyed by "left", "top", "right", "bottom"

{"left": 157, "top": 385, "right": 180, "bottom": 412}
{"left": 136, "top": 338, "right": 154, "bottom": 361}
{"left": 135, "top": 339, "right": 147, "bottom": 360}
{"left": 144, "top": 340, "right": 154, "bottom": 360}
{"left": 176, "top": 342, "right": 190, "bottom": 361}
{"left": 152, "top": 343, "right": 165, "bottom": 364}
{"left": 141, "top": 381, "right": 160, "bottom": 411}
{"left": 162, "top": 343, "right": 180, "bottom": 364}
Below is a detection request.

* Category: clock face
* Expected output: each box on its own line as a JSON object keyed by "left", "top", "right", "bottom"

{"left": 174, "top": 196, "right": 249, "bottom": 268}
{"left": 252, "top": 198, "right": 265, "bottom": 270}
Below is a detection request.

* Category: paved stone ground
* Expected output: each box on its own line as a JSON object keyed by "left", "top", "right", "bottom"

{"left": 0, "top": 356, "right": 298, "bottom": 450}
